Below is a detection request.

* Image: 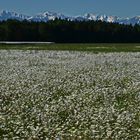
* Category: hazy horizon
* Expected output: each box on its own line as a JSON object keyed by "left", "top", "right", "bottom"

{"left": 0, "top": 0, "right": 140, "bottom": 18}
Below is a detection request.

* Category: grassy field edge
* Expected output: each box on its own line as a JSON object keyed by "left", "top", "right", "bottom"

{"left": 0, "top": 43, "right": 140, "bottom": 52}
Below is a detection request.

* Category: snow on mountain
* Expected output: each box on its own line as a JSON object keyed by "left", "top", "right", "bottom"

{"left": 28, "top": 11, "right": 67, "bottom": 22}
{"left": 119, "top": 16, "right": 140, "bottom": 25}
{"left": 1, "top": 10, "right": 140, "bottom": 25}
{"left": 0, "top": 10, "right": 29, "bottom": 21}
{"left": 83, "top": 13, "right": 119, "bottom": 23}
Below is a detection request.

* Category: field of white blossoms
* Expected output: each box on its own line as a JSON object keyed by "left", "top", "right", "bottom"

{"left": 0, "top": 50, "right": 140, "bottom": 139}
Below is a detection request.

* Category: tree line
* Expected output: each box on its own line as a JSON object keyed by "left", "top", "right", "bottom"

{"left": 0, "top": 19, "right": 140, "bottom": 43}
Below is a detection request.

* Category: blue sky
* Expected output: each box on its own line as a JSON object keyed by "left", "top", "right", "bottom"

{"left": 0, "top": 0, "right": 140, "bottom": 17}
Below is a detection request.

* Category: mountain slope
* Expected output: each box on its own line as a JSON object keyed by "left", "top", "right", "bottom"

{"left": 0, "top": 10, "right": 140, "bottom": 25}
{"left": 0, "top": 10, "right": 29, "bottom": 21}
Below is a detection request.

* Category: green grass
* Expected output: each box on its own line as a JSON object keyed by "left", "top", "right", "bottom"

{"left": 0, "top": 43, "right": 140, "bottom": 52}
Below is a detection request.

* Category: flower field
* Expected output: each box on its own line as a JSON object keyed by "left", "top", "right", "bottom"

{"left": 0, "top": 50, "right": 140, "bottom": 139}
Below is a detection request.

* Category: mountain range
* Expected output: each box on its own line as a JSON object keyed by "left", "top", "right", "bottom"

{"left": 1, "top": 10, "right": 140, "bottom": 25}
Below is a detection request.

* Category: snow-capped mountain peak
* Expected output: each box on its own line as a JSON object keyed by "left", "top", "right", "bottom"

{"left": 0, "top": 10, "right": 140, "bottom": 25}
{"left": 84, "top": 13, "right": 97, "bottom": 20}
{"left": 0, "top": 10, "right": 29, "bottom": 21}
{"left": 28, "top": 11, "right": 67, "bottom": 22}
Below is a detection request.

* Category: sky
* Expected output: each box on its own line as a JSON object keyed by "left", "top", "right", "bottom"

{"left": 0, "top": 0, "right": 140, "bottom": 17}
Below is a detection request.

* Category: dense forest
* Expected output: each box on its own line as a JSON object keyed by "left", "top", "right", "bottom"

{"left": 0, "top": 19, "right": 140, "bottom": 43}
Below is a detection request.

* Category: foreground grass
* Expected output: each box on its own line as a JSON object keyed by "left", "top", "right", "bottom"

{"left": 0, "top": 43, "right": 140, "bottom": 52}
{"left": 0, "top": 50, "right": 140, "bottom": 139}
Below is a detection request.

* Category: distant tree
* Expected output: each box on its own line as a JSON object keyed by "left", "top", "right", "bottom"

{"left": 0, "top": 19, "right": 140, "bottom": 42}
